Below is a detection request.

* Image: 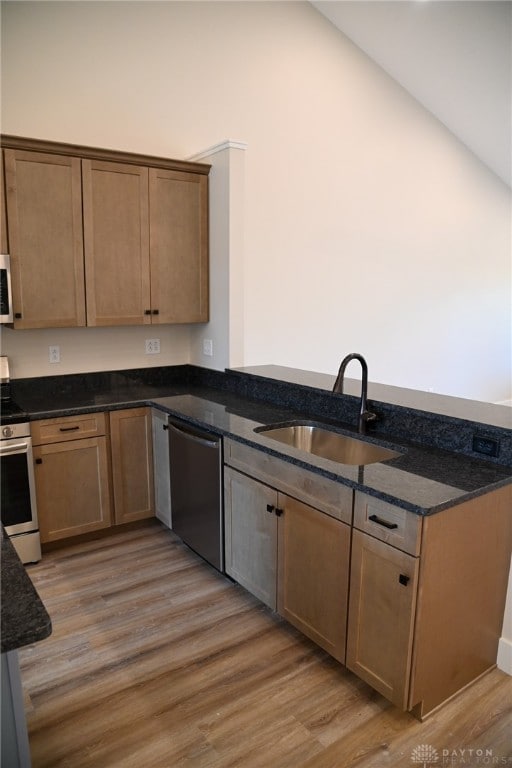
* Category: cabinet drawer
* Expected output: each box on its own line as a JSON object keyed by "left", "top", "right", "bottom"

{"left": 31, "top": 412, "right": 107, "bottom": 445}
{"left": 354, "top": 491, "right": 422, "bottom": 556}
{"left": 224, "top": 438, "right": 352, "bottom": 524}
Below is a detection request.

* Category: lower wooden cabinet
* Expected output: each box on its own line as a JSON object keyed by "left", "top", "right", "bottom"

{"left": 277, "top": 494, "right": 350, "bottom": 663}
{"left": 224, "top": 468, "right": 278, "bottom": 608}
{"left": 345, "top": 529, "right": 419, "bottom": 709}
{"left": 33, "top": 415, "right": 112, "bottom": 543}
{"left": 31, "top": 417, "right": 511, "bottom": 720}
{"left": 33, "top": 407, "right": 155, "bottom": 542}
{"left": 109, "top": 408, "right": 155, "bottom": 524}
{"left": 224, "top": 467, "right": 350, "bottom": 663}
{"left": 348, "top": 487, "right": 512, "bottom": 717}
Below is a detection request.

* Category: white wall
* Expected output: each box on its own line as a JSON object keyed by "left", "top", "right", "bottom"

{"left": 1, "top": 1, "right": 510, "bottom": 401}
{"left": 189, "top": 140, "right": 247, "bottom": 372}
{"left": 0, "top": 325, "right": 192, "bottom": 379}
{"left": 498, "top": 554, "right": 512, "bottom": 675}
{"left": 313, "top": 0, "right": 512, "bottom": 187}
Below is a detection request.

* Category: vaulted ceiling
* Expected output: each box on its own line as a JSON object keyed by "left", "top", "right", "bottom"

{"left": 311, "top": 1, "right": 511, "bottom": 188}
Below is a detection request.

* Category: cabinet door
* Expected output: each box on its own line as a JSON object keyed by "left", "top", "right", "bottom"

{"left": 224, "top": 467, "right": 278, "bottom": 609}
{"left": 1, "top": 151, "right": 8, "bottom": 253}
{"left": 151, "top": 409, "right": 171, "bottom": 528}
{"left": 277, "top": 495, "right": 350, "bottom": 663}
{"left": 110, "top": 408, "right": 154, "bottom": 525}
{"left": 346, "top": 530, "right": 419, "bottom": 709}
{"left": 4, "top": 149, "right": 85, "bottom": 328}
{"left": 83, "top": 160, "right": 150, "bottom": 326}
{"left": 149, "top": 168, "right": 208, "bottom": 323}
{"left": 34, "top": 437, "right": 112, "bottom": 542}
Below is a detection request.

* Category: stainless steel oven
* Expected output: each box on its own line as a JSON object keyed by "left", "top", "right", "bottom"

{"left": 1, "top": 420, "right": 41, "bottom": 564}
{"left": 1, "top": 356, "right": 41, "bottom": 563}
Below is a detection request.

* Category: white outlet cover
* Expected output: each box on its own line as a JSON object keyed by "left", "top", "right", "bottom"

{"left": 145, "top": 339, "right": 161, "bottom": 354}
{"left": 49, "top": 345, "right": 60, "bottom": 363}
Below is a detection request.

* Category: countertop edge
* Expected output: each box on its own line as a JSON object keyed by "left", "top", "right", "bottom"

{"left": 14, "top": 382, "right": 512, "bottom": 518}
{"left": 149, "top": 397, "right": 512, "bottom": 517}
{"left": 1, "top": 532, "right": 52, "bottom": 654}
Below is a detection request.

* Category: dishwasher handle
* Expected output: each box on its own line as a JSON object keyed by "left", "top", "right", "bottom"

{"left": 167, "top": 420, "right": 220, "bottom": 449}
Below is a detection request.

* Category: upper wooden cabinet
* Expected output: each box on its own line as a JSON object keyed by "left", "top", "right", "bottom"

{"left": 1, "top": 135, "right": 210, "bottom": 328}
{"left": 83, "top": 162, "right": 208, "bottom": 326}
{"left": 83, "top": 160, "right": 151, "bottom": 326}
{"left": 149, "top": 168, "right": 208, "bottom": 323}
{"left": 1, "top": 151, "right": 8, "bottom": 254}
{"left": 4, "top": 149, "right": 86, "bottom": 329}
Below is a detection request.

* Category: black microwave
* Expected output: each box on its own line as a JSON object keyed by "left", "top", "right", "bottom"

{"left": 0, "top": 254, "right": 13, "bottom": 323}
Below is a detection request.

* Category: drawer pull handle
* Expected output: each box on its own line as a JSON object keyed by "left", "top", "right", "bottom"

{"left": 399, "top": 574, "right": 410, "bottom": 586}
{"left": 368, "top": 514, "right": 398, "bottom": 530}
{"left": 59, "top": 426, "right": 80, "bottom": 432}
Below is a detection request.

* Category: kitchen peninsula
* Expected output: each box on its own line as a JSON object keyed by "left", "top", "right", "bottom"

{"left": 11, "top": 363, "right": 511, "bottom": 511}
{"left": 5, "top": 363, "right": 512, "bottom": 719}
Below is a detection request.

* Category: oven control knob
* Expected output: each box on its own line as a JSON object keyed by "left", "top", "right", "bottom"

{"left": 2, "top": 426, "right": 14, "bottom": 438}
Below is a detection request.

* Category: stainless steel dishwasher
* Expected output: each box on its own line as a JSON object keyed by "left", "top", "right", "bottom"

{"left": 168, "top": 417, "right": 224, "bottom": 572}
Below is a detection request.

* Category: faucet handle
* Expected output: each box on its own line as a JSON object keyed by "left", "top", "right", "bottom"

{"left": 362, "top": 410, "right": 377, "bottom": 424}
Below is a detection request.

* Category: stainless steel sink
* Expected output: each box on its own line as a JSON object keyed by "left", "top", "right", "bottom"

{"left": 255, "top": 421, "right": 402, "bottom": 465}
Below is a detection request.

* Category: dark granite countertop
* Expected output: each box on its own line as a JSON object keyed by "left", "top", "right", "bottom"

{"left": 151, "top": 393, "right": 512, "bottom": 515}
{"left": 10, "top": 364, "right": 512, "bottom": 516}
{"left": 1, "top": 529, "right": 52, "bottom": 653}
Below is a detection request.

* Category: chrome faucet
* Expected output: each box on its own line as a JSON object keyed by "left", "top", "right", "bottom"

{"left": 333, "top": 353, "right": 377, "bottom": 434}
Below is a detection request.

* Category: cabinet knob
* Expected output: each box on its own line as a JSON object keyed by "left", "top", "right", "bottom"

{"left": 152, "top": 309, "right": 159, "bottom": 315}
{"left": 144, "top": 309, "right": 152, "bottom": 315}
{"left": 35, "top": 458, "right": 43, "bottom": 465}
{"left": 266, "top": 504, "right": 274, "bottom": 514}
{"left": 398, "top": 574, "right": 410, "bottom": 586}
{"left": 14, "top": 312, "right": 22, "bottom": 319}
{"left": 275, "top": 508, "right": 284, "bottom": 517}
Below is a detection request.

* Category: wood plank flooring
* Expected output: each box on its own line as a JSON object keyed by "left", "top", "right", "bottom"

{"left": 19, "top": 521, "right": 512, "bottom": 768}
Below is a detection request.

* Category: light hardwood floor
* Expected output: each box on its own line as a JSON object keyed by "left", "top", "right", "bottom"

{"left": 19, "top": 521, "right": 512, "bottom": 768}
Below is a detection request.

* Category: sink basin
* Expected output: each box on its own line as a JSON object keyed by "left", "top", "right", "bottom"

{"left": 255, "top": 421, "right": 402, "bottom": 466}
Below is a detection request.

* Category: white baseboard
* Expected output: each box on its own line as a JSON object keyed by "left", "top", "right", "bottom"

{"left": 497, "top": 636, "right": 512, "bottom": 675}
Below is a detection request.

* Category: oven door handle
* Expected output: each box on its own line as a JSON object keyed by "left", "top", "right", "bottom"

{"left": 0, "top": 441, "right": 29, "bottom": 455}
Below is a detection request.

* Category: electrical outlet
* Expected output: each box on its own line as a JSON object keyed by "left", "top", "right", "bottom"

{"left": 145, "top": 339, "right": 160, "bottom": 354}
{"left": 49, "top": 345, "right": 60, "bottom": 364}
{"left": 472, "top": 434, "right": 500, "bottom": 458}
{"left": 203, "top": 339, "right": 213, "bottom": 356}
